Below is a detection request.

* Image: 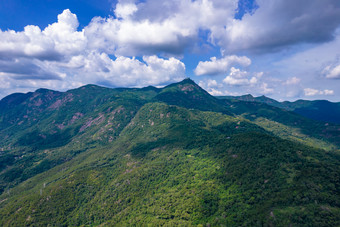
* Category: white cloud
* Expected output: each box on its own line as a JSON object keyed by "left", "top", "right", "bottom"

{"left": 64, "top": 53, "right": 186, "bottom": 87}
{"left": 198, "top": 79, "right": 221, "bottom": 89}
{"left": 249, "top": 77, "right": 258, "bottom": 84}
{"left": 0, "top": 9, "right": 85, "bottom": 61}
{"left": 215, "top": 0, "right": 340, "bottom": 53}
{"left": 114, "top": 3, "right": 138, "bottom": 19}
{"left": 223, "top": 67, "right": 249, "bottom": 85}
{"left": 1, "top": 1, "right": 340, "bottom": 60}
{"left": 223, "top": 67, "right": 260, "bottom": 86}
{"left": 324, "top": 89, "right": 335, "bottom": 95}
{"left": 285, "top": 77, "right": 301, "bottom": 85}
{"left": 259, "top": 82, "right": 274, "bottom": 95}
{"left": 84, "top": 0, "right": 238, "bottom": 56}
{"left": 198, "top": 79, "right": 233, "bottom": 96}
{"left": 207, "top": 88, "right": 224, "bottom": 96}
{"left": 304, "top": 88, "right": 334, "bottom": 96}
{"left": 304, "top": 88, "right": 321, "bottom": 96}
{"left": 0, "top": 53, "right": 186, "bottom": 98}
{"left": 84, "top": 15, "right": 192, "bottom": 56}
{"left": 195, "top": 55, "right": 251, "bottom": 76}
{"left": 323, "top": 63, "right": 340, "bottom": 79}
{"left": 43, "top": 9, "right": 86, "bottom": 56}
{"left": 205, "top": 79, "right": 221, "bottom": 88}
{"left": 0, "top": 8, "right": 189, "bottom": 98}
{"left": 254, "top": 72, "right": 264, "bottom": 78}
{"left": 1, "top": 1, "right": 340, "bottom": 100}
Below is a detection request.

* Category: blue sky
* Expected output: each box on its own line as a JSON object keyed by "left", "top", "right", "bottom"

{"left": 0, "top": 0, "right": 340, "bottom": 101}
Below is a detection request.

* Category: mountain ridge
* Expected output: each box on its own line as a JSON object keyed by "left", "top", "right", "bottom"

{"left": 218, "top": 94, "right": 340, "bottom": 124}
{"left": 2, "top": 81, "right": 339, "bottom": 111}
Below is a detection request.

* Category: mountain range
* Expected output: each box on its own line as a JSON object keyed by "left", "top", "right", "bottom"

{"left": 0, "top": 79, "right": 339, "bottom": 226}
{"left": 219, "top": 94, "right": 340, "bottom": 124}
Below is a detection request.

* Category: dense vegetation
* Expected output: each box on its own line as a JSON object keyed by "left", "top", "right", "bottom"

{"left": 0, "top": 79, "right": 339, "bottom": 226}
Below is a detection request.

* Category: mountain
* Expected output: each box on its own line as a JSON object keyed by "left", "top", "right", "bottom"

{"left": 218, "top": 98, "right": 340, "bottom": 150}
{"left": 282, "top": 100, "right": 340, "bottom": 124}
{"left": 154, "top": 78, "right": 232, "bottom": 115}
{"left": 219, "top": 94, "right": 340, "bottom": 124}
{"left": 0, "top": 79, "right": 339, "bottom": 226}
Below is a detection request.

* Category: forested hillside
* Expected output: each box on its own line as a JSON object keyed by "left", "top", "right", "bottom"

{"left": 0, "top": 79, "right": 339, "bottom": 226}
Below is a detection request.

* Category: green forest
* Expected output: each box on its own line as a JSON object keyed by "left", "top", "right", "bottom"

{"left": 0, "top": 79, "right": 339, "bottom": 226}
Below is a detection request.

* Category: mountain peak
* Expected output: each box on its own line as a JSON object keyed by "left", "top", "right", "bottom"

{"left": 180, "top": 77, "right": 196, "bottom": 84}
{"left": 78, "top": 84, "right": 104, "bottom": 90}
{"left": 163, "top": 78, "right": 201, "bottom": 91}
{"left": 244, "top": 94, "right": 254, "bottom": 98}
{"left": 35, "top": 88, "right": 54, "bottom": 93}
{"left": 155, "top": 78, "right": 232, "bottom": 114}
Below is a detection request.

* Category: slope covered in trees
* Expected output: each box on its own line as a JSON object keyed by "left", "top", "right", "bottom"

{"left": 0, "top": 79, "right": 339, "bottom": 226}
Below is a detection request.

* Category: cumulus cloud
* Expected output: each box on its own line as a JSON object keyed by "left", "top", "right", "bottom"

{"left": 199, "top": 73, "right": 274, "bottom": 97}
{"left": 108, "top": 0, "right": 340, "bottom": 55}
{"left": 304, "top": 88, "right": 334, "bottom": 96}
{"left": 0, "top": 53, "right": 186, "bottom": 98}
{"left": 223, "top": 67, "right": 259, "bottom": 86}
{"left": 114, "top": 2, "right": 138, "bottom": 19}
{"left": 324, "top": 89, "right": 335, "bottom": 95}
{"left": 198, "top": 79, "right": 221, "bottom": 89}
{"left": 304, "top": 88, "right": 320, "bottom": 96}
{"left": 198, "top": 79, "right": 232, "bottom": 96}
{"left": 205, "top": 88, "right": 225, "bottom": 96}
{"left": 223, "top": 67, "right": 249, "bottom": 85}
{"left": 0, "top": 8, "right": 189, "bottom": 97}
{"left": 90, "top": 55, "right": 186, "bottom": 87}
{"left": 1, "top": 1, "right": 340, "bottom": 100}
{"left": 2, "top": 1, "right": 340, "bottom": 60}
{"left": 85, "top": 16, "right": 192, "bottom": 56}
{"left": 323, "top": 63, "right": 340, "bottom": 79}
{"left": 194, "top": 55, "right": 251, "bottom": 76}
{"left": 215, "top": 0, "right": 340, "bottom": 52}
{"left": 285, "top": 77, "right": 301, "bottom": 85}
{"left": 259, "top": 82, "right": 274, "bottom": 95}
{"left": 82, "top": 0, "right": 238, "bottom": 57}
{"left": 0, "top": 7, "right": 190, "bottom": 83}
{"left": 43, "top": 9, "right": 86, "bottom": 56}
{"left": 0, "top": 9, "right": 85, "bottom": 61}
{"left": 56, "top": 53, "right": 186, "bottom": 87}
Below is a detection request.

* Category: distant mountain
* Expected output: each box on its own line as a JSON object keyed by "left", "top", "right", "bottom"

{"left": 218, "top": 94, "right": 281, "bottom": 108}
{"left": 218, "top": 94, "right": 340, "bottom": 124}
{"left": 0, "top": 79, "right": 339, "bottom": 226}
{"left": 282, "top": 100, "right": 340, "bottom": 124}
